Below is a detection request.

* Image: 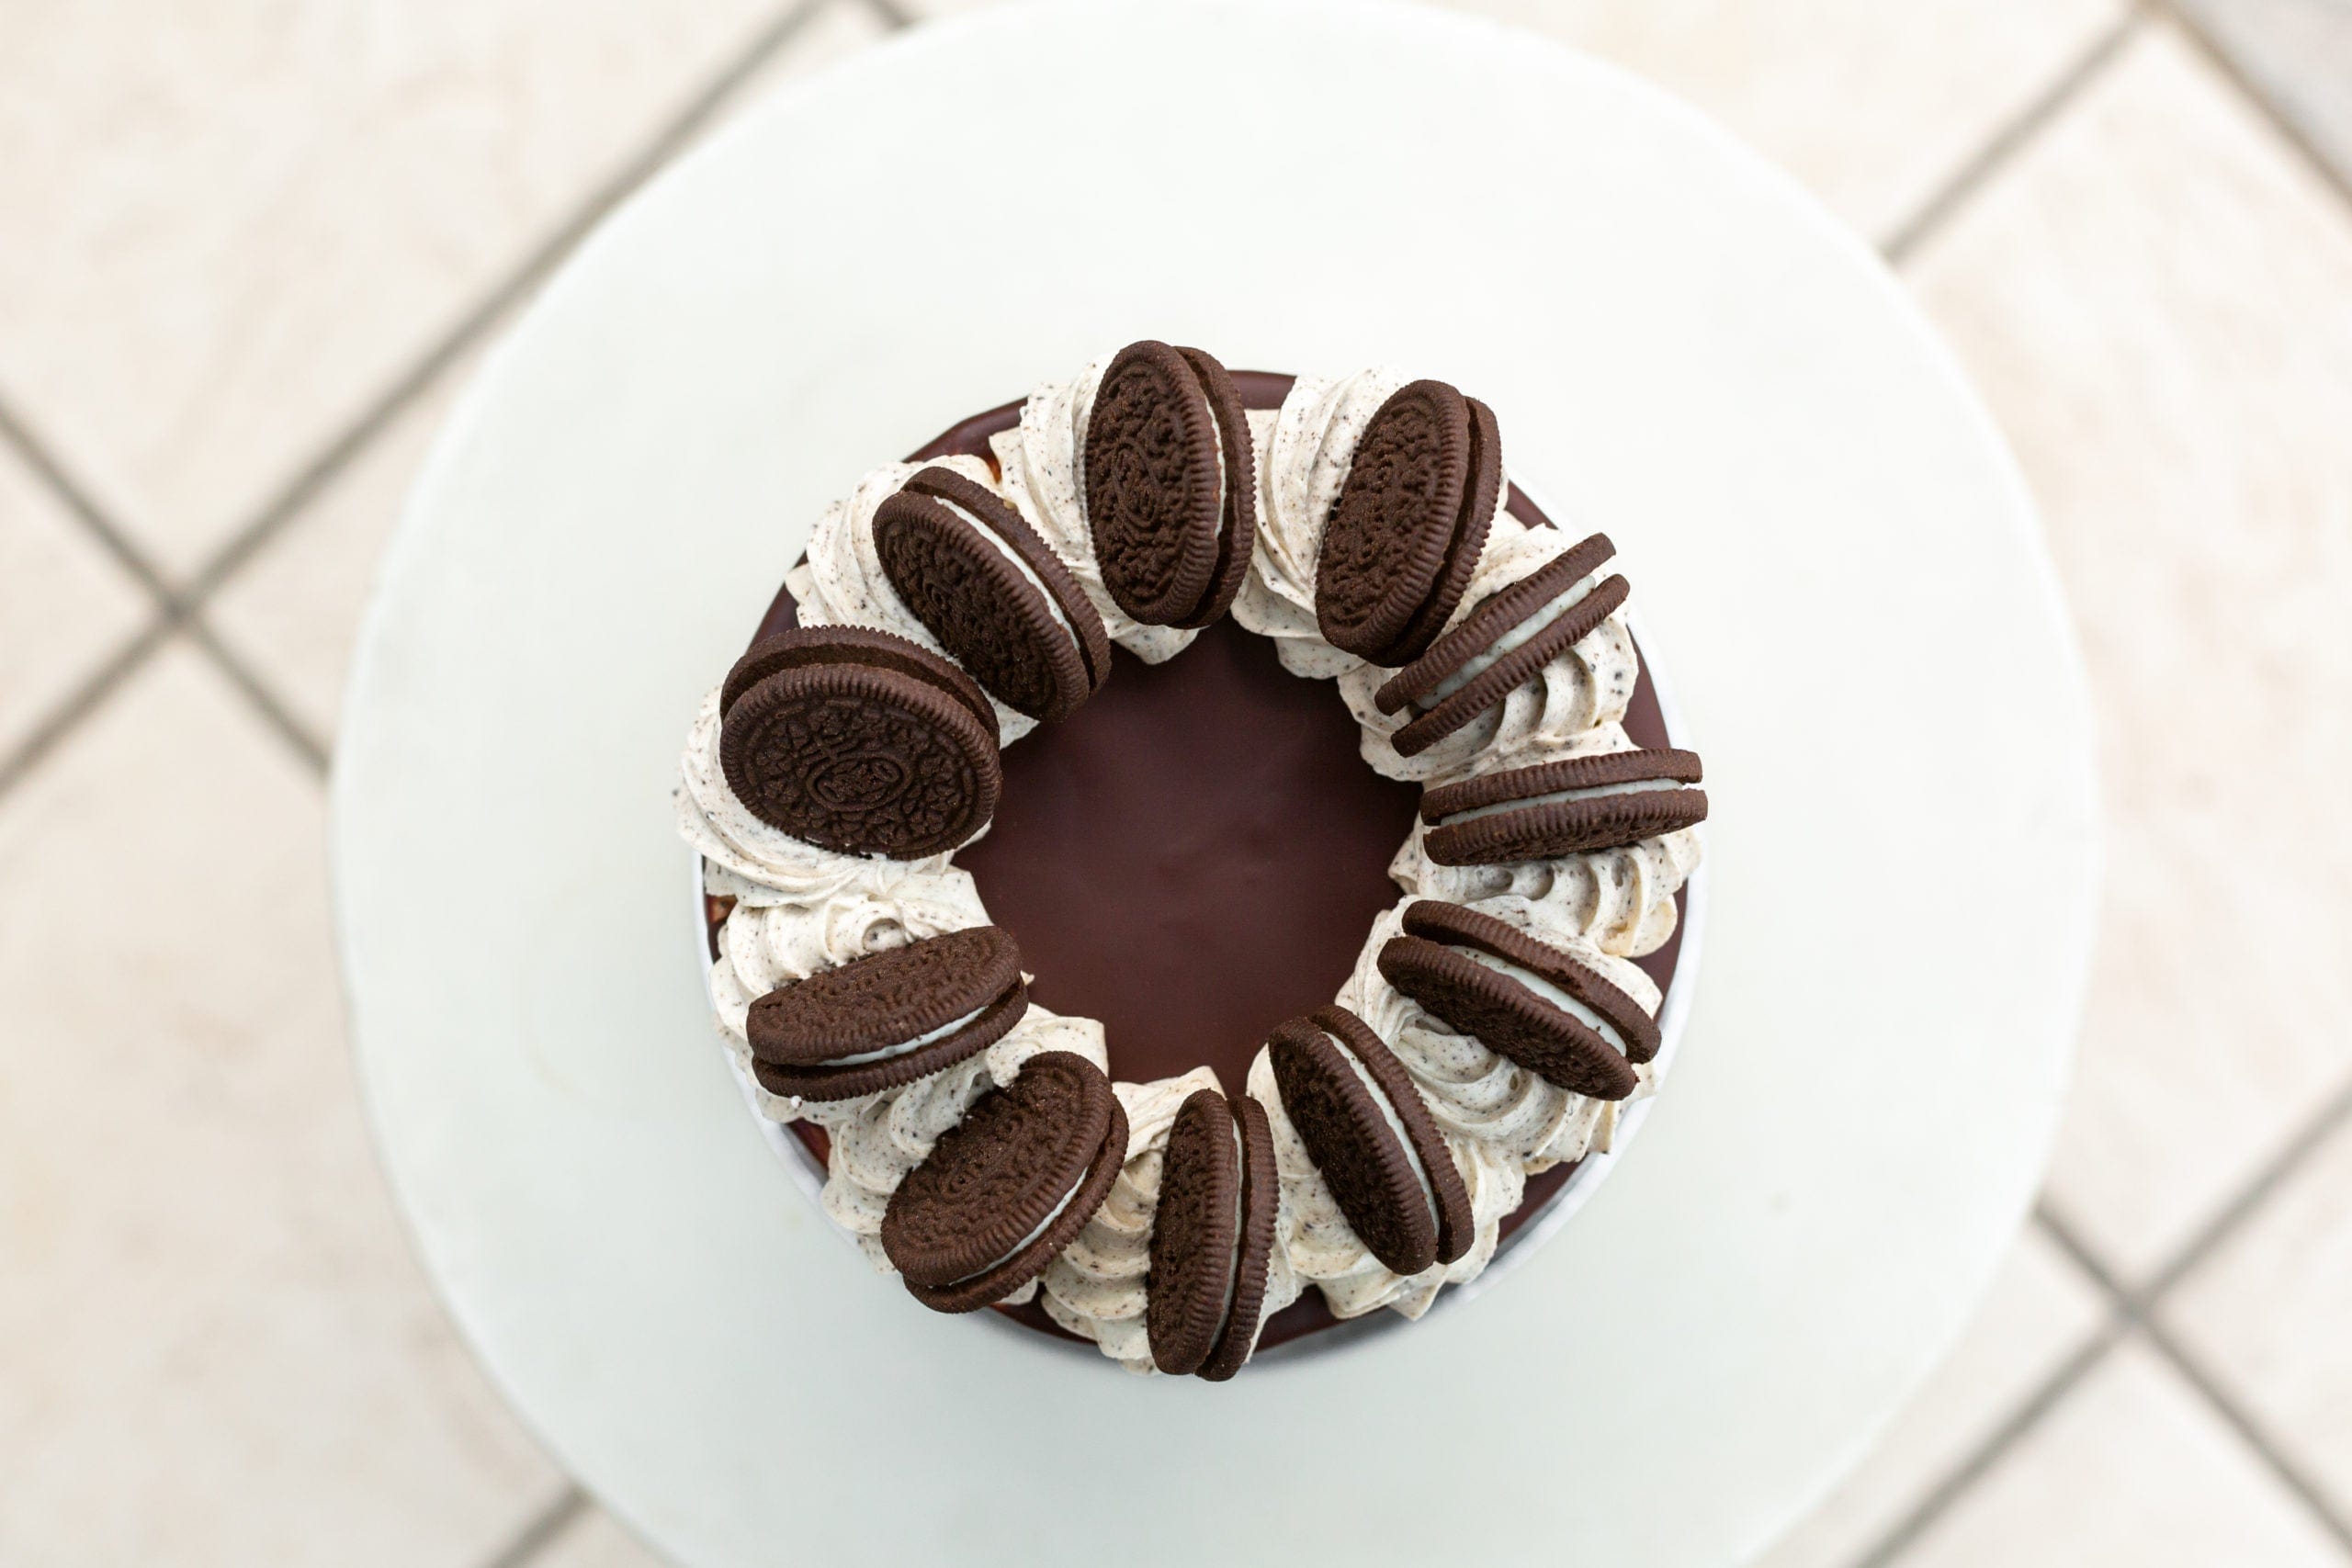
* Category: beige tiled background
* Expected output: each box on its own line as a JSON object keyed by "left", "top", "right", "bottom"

{"left": 3, "top": 1, "right": 2348, "bottom": 1563}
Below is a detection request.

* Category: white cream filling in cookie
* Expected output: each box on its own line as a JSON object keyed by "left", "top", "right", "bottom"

{"left": 1203, "top": 401, "right": 1230, "bottom": 550}
{"left": 944, "top": 1161, "right": 1092, "bottom": 1285}
{"left": 931, "top": 492, "right": 1080, "bottom": 645}
{"left": 1214, "top": 1111, "right": 1246, "bottom": 1335}
{"left": 1457, "top": 949, "right": 1633, "bottom": 1058}
{"left": 1416, "top": 574, "right": 1604, "bottom": 711}
{"left": 825, "top": 1003, "right": 987, "bottom": 1066}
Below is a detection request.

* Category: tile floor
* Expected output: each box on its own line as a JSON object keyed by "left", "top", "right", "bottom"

{"left": 1, "top": 0, "right": 2347, "bottom": 1563}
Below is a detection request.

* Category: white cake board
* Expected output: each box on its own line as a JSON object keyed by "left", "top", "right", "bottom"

{"left": 331, "top": 3, "right": 2098, "bottom": 1564}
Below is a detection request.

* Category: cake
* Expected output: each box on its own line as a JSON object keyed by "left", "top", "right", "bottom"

{"left": 677, "top": 343, "right": 1707, "bottom": 1378}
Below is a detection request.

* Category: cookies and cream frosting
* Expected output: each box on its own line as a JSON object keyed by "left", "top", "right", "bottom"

{"left": 1387, "top": 723, "right": 1700, "bottom": 959}
{"left": 681, "top": 355, "right": 1702, "bottom": 1373}
{"left": 784, "top": 454, "right": 1040, "bottom": 746}
{"left": 1233, "top": 366, "right": 1419, "bottom": 681}
{"left": 1337, "top": 514, "right": 1640, "bottom": 784}
{"left": 1338, "top": 898, "right": 1658, "bottom": 1173}
{"left": 1035, "top": 1067, "right": 1306, "bottom": 1371}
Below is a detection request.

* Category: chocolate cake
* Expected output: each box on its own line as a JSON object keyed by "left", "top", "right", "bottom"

{"left": 678, "top": 347, "right": 1707, "bottom": 1375}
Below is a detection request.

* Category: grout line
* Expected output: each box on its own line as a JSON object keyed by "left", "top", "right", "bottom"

{"left": 2039, "top": 1112, "right": 2352, "bottom": 1555}
{"left": 2141, "top": 1074, "right": 2352, "bottom": 1302}
{"left": 477, "top": 1484, "right": 589, "bottom": 1568}
{"left": 2145, "top": 1315, "right": 2352, "bottom": 1556}
{"left": 0, "top": 389, "right": 329, "bottom": 785}
{"left": 1882, "top": 5, "right": 2145, "bottom": 265}
{"left": 1841, "top": 1148, "right": 2352, "bottom": 1568}
{"left": 1849, "top": 1308, "right": 2132, "bottom": 1568}
{"left": 180, "top": 0, "right": 839, "bottom": 609}
{"left": 0, "top": 616, "right": 174, "bottom": 799}
{"left": 0, "top": 609, "right": 327, "bottom": 792}
{"left": 2154, "top": 0, "right": 2352, "bottom": 219}
{"left": 2031, "top": 1202, "right": 2131, "bottom": 1305}
{"left": 0, "top": 392, "right": 181, "bottom": 605}
{"left": 184, "top": 615, "right": 332, "bottom": 776}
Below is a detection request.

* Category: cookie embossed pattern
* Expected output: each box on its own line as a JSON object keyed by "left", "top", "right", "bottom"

{"left": 678, "top": 342, "right": 1709, "bottom": 1379}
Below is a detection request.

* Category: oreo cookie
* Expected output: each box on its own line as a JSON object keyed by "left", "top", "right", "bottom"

{"left": 881, "top": 1051, "right": 1129, "bottom": 1313}
{"left": 1377, "top": 900, "right": 1657, "bottom": 1100}
{"left": 718, "top": 627, "right": 1001, "bottom": 859}
{"left": 1081, "top": 341, "right": 1259, "bottom": 628}
{"left": 875, "top": 466, "right": 1112, "bottom": 722}
{"left": 1315, "top": 380, "right": 1499, "bottom": 666}
{"left": 1145, "top": 1088, "right": 1281, "bottom": 1380}
{"left": 1266, "top": 1005, "right": 1474, "bottom": 1278}
{"left": 1420, "top": 747, "right": 1707, "bottom": 865}
{"left": 1374, "top": 533, "right": 1632, "bottom": 757}
{"left": 745, "top": 925, "right": 1028, "bottom": 1101}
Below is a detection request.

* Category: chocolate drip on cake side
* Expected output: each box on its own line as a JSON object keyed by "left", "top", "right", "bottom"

{"left": 722, "top": 374, "right": 1684, "bottom": 1353}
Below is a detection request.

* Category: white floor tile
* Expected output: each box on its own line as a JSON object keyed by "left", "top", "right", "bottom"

{"left": 206, "top": 336, "right": 486, "bottom": 739}
{"left": 2177, "top": 0, "right": 2352, "bottom": 193}
{"left": 0, "top": 647, "right": 563, "bottom": 1566}
{"left": 0, "top": 440, "right": 152, "bottom": 757}
{"left": 1434, "top": 0, "right": 2130, "bottom": 243}
{"left": 0, "top": 0, "right": 784, "bottom": 573}
{"left": 1891, "top": 1337, "right": 2343, "bottom": 1568}
{"left": 1905, "top": 23, "right": 2352, "bottom": 1279}
{"left": 536, "top": 1506, "right": 677, "bottom": 1568}
{"left": 1755, "top": 1228, "right": 2109, "bottom": 1568}
{"left": 2165, "top": 1113, "right": 2352, "bottom": 1524}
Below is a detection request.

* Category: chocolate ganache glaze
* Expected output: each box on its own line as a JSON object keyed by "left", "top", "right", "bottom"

{"left": 714, "top": 372, "right": 1686, "bottom": 1353}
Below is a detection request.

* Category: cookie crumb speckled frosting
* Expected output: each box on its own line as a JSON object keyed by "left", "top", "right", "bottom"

{"left": 676, "top": 343, "right": 1706, "bottom": 1378}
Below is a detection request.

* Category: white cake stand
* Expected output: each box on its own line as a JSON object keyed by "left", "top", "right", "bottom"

{"left": 332, "top": 3, "right": 2098, "bottom": 1564}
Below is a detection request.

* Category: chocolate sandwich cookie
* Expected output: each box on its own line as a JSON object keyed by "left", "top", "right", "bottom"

{"left": 745, "top": 924, "right": 1028, "bottom": 1101}
{"left": 1196, "top": 1095, "right": 1280, "bottom": 1381}
{"left": 1374, "top": 533, "right": 1632, "bottom": 757}
{"left": 1378, "top": 900, "right": 1657, "bottom": 1100}
{"left": 1420, "top": 747, "right": 1707, "bottom": 865}
{"left": 718, "top": 626, "right": 1001, "bottom": 859}
{"left": 1266, "top": 1005, "right": 1475, "bottom": 1278}
{"left": 874, "top": 466, "right": 1113, "bottom": 723}
{"left": 882, "top": 1051, "right": 1129, "bottom": 1313}
{"left": 1315, "top": 380, "right": 1500, "bottom": 666}
{"left": 1081, "top": 340, "right": 1259, "bottom": 628}
{"left": 1145, "top": 1088, "right": 1281, "bottom": 1380}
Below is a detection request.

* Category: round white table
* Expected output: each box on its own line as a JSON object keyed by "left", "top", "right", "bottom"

{"left": 332, "top": 3, "right": 2099, "bottom": 1563}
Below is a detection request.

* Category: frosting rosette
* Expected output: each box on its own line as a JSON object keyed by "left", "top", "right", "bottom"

{"left": 1232, "top": 366, "right": 1420, "bottom": 681}
{"left": 785, "top": 453, "right": 1041, "bottom": 745}
{"left": 1386, "top": 723, "right": 1700, "bottom": 957}
{"left": 1335, "top": 514, "right": 1640, "bottom": 784}
{"left": 811, "top": 1006, "right": 1109, "bottom": 1280}
{"left": 1336, "top": 897, "right": 1659, "bottom": 1173}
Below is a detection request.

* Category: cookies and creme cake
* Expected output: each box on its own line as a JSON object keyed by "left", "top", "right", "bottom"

{"left": 677, "top": 342, "right": 1707, "bottom": 1379}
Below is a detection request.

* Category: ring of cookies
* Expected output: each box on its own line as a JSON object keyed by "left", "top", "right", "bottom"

{"left": 679, "top": 343, "right": 1708, "bottom": 1380}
